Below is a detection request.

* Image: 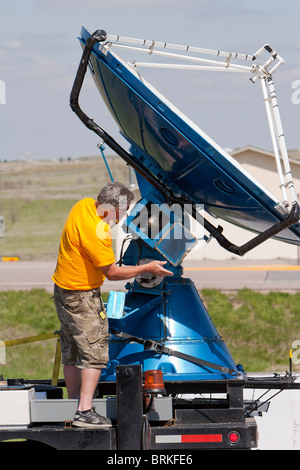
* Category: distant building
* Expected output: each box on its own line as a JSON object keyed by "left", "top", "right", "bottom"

{"left": 231, "top": 146, "right": 300, "bottom": 203}
{"left": 186, "top": 146, "right": 300, "bottom": 261}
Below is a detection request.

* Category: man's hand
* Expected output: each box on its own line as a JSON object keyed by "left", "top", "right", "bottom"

{"left": 144, "top": 260, "right": 173, "bottom": 277}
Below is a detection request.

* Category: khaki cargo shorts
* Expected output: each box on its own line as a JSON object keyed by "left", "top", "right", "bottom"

{"left": 53, "top": 284, "right": 109, "bottom": 369}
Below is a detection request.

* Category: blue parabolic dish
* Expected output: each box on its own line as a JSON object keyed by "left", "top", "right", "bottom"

{"left": 80, "top": 28, "right": 300, "bottom": 245}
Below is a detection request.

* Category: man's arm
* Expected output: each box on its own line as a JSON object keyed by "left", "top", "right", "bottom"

{"left": 100, "top": 260, "right": 173, "bottom": 281}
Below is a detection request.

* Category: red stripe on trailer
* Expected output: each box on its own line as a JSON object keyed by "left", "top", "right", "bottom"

{"left": 181, "top": 434, "right": 223, "bottom": 443}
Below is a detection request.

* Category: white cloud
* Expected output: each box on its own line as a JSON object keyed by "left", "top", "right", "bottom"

{"left": 5, "top": 40, "right": 23, "bottom": 49}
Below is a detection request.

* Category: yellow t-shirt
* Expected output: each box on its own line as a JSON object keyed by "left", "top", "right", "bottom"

{"left": 52, "top": 198, "right": 115, "bottom": 290}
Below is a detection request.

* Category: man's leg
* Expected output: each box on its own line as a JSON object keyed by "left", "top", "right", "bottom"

{"left": 63, "top": 364, "right": 81, "bottom": 399}
{"left": 63, "top": 365, "right": 101, "bottom": 410}
{"left": 71, "top": 367, "right": 111, "bottom": 428}
{"left": 54, "top": 286, "right": 111, "bottom": 427}
{"left": 78, "top": 368, "right": 101, "bottom": 411}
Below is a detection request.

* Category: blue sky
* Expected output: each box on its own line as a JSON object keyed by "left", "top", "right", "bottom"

{"left": 0, "top": 0, "right": 299, "bottom": 160}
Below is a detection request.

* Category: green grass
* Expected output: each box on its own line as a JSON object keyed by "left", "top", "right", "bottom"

{"left": 0, "top": 156, "right": 131, "bottom": 198}
{"left": 0, "top": 289, "right": 62, "bottom": 379}
{"left": 1, "top": 289, "right": 299, "bottom": 381}
{"left": 201, "top": 288, "right": 300, "bottom": 372}
{"left": 0, "top": 156, "right": 133, "bottom": 259}
{"left": 0, "top": 289, "right": 109, "bottom": 380}
{"left": 0, "top": 198, "right": 77, "bottom": 260}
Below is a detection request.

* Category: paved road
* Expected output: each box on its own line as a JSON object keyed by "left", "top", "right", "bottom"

{"left": 0, "top": 259, "right": 299, "bottom": 292}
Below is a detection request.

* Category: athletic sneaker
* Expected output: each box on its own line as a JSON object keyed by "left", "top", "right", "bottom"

{"left": 72, "top": 407, "right": 112, "bottom": 429}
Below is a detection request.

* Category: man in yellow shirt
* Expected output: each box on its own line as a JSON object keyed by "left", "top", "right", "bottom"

{"left": 52, "top": 181, "right": 172, "bottom": 428}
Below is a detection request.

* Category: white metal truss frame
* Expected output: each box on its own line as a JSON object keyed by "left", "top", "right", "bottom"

{"left": 100, "top": 34, "right": 297, "bottom": 209}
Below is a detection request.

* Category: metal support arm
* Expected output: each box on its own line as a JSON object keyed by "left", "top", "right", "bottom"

{"left": 191, "top": 202, "right": 300, "bottom": 257}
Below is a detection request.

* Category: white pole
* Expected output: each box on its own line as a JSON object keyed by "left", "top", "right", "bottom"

{"left": 267, "top": 77, "right": 298, "bottom": 204}
{"left": 131, "top": 62, "right": 248, "bottom": 72}
{"left": 260, "top": 77, "right": 288, "bottom": 205}
{"left": 111, "top": 43, "right": 252, "bottom": 72}
{"left": 106, "top": 34, "right": 255, "bottom": 62}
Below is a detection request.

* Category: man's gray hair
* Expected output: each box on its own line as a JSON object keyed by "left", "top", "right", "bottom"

{"left": 97, "top": 181, "right": 134, "bottom": 209}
